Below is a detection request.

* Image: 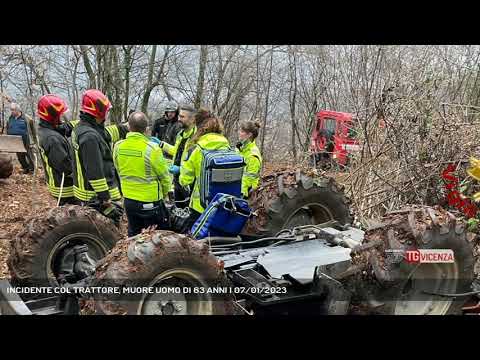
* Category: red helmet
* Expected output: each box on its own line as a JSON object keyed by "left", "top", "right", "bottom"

{"left": 81, "top": 89, "right": 112, "bottom": 120}
{"left": 37, "top": 94, "right": 68, "bottom": 125}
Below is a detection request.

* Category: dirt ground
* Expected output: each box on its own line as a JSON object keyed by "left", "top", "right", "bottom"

{"left": 0, "top": 160, "right": 55, "bottom": 279}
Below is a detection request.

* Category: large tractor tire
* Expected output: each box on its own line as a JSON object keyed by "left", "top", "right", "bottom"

{"left": 8, "top": 205, "right": 121, "bottom": 296}
{"left": 0, "top": 154, "right": 13, "bottom": 179}
{"left": 245, "top": 170, "right": 353, "bottom": 236}
{"left": 354, "top": 205, "right": 475, "bottom": 315}
{"left": 91, "top": 230, "right": 237, "bottom": 315}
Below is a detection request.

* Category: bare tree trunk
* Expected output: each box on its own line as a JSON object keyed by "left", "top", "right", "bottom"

{"left": 260, "top": 46, "right": 274, "bottom": 155}
{"left": 79, "top": 45, "right": 96, "bottom": 88}
{"left": 95, "top": 45, "right": 105, "bottom": 92}
{"left": 141, "top": 45, "right": 157, "bottom": 115}
{"left": 71, "top": 49, "right": 80, "bottom": 118}
{"left": 110, "top": 46, "right": 123, "bottom": 123}
{"left": 288, "top": 46, "right": 298, "bottom": 160}
{"left": 254, "top": 45, "right": 261, "bottom": 119}
{"left": 194, "top": 45, "right": 208, "bottom": 109}
{"left": 163, "top": 83, "right": 173, "bottom": 101}
{"left": 141, "top": 45, "right": 172, "bottom": 116}
{"left": 155, "top": 45, "right": 172, "bottom": 103}
{"left": 122, "top": 45, "right": 134, "bottom": 117}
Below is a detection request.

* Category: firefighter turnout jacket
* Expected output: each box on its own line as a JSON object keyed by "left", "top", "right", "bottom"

{"left": 71, "top": 113, "right": 128, "bottom": 202}
{"left": 37, "top": 120, "right": 75, "bottom": 199}
{"left": 113, "top": 132, "right": 171, "bottom": 202}
{"left": 237, "top": 140, "right": 262, "bottom": 198}
{"left": 179, "top": 133, "right": 230, "bottom": 213}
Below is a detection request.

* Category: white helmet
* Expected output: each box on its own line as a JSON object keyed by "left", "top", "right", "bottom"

{"left": 164, "top": 101, "right": 178, "bottom": 113}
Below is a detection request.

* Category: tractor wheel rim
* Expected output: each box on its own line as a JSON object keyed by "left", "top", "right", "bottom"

{"left": 284, "top": 202, "right": 334, "bottom": 228}
{"left": 46, "top": 233, "right": 108, "bottom": 286}
{"left": 138, "top": 268, "right": 213, "bottom": 315}
{"left": 394, "top": 262, "right": 458, "bottom": 315}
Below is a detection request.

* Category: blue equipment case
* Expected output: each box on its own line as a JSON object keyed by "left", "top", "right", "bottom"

{"left": 198, "top": 147, "right": 245, "bottom": 209}
{"left": 191, "top": 193, "right": 251, "bottom": 239}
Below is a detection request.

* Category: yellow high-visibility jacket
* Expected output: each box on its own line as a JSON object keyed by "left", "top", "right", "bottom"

{"left": 113, "top": 132, "right": 171, "bottom": 202}
{"left": 237, "top": 140, "right": 262, "bottom": 197}
{"left": 162, "top": 126, "right": 197, "bottom": 166}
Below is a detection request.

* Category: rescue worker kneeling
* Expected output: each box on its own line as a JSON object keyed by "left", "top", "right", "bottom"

{"left": 113, "top": 112, "right": 171, "bottom": 236}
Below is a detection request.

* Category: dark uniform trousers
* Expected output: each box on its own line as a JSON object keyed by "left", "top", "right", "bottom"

{"left": 18, "top": 135, "right": 35, "bottom": 173}
{"left": 124, "top": 198, "right": 170, "bottom": 237}
{"left": 170, "top": 207, "right": 201, "bottom": 235}
{"left": 173, "top": 175, "right": 191, "bottom": 208}
{"left": 58, "top": 197, "right": 81, "bottom": 206}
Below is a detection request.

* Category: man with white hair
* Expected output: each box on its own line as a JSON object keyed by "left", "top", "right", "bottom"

{"left": 7, "top": 102, "right": 34, "bottom": 174}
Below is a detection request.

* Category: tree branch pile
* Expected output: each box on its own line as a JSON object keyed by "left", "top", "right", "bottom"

{"left": 340, "top": 91, "right": 480, "bottom": 226}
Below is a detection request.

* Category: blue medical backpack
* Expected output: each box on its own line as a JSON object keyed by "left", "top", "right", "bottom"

{"left": 198, "top": 145, "right": 246, "bottom": 209}
{"left": 191, "top": 193, "right": 251, "bottom": 239}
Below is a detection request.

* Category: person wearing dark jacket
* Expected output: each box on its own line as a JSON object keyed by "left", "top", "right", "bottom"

{"left": 37, "top": 94, "right": 78, "bottom": 205}
{"left": 7, "top": 103, "right": 35, "bottom": 174}
{"left": 71, "top": 89, "right": 129, "bottom": 224}
{"left": 151, "top": 101, "right": 182, "bottom": 157}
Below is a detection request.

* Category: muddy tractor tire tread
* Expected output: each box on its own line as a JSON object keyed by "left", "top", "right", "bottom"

{"left": 0, "top": 154, "right": 13, "bottom": 179}
{"left": 8, "top": 205, "right": 120, "bottom": 293}
{"left": 358, "top": 205, "right": 475, "bottom": 315}
{"left": 246, "top": 170, "right": 353, "bottom": 236}
{"left": 91, "top": 230, "right": 237, "bottom": 315}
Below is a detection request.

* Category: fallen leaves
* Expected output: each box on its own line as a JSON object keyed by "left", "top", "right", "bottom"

{"left": 0, "top": 163, "right": 55, "bottom": 279}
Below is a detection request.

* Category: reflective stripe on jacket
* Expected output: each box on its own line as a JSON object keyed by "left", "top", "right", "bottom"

{"left": 38, "top": 120, "right": 74, "bottom": 199}
{"left": 113, "top": 132, "right": 170, "bottom": 202}
{"left": 71, "top": 113, "right": 128, "bottom": 202}
{"left": 237, "top": 140, "right": 262, "bottom": 197}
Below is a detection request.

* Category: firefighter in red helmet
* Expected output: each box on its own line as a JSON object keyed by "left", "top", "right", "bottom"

{"left": 71, "top": 89, "right": 129, "bottom": 224}
{"left": 37, "top": 94, "right": 79, "bottom": 205}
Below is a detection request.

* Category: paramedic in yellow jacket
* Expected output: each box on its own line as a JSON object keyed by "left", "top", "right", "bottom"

{"left": 113, "top": 112, "right": 171, "bottom": 236}
{"left": 236, "top": 120, "right": 263, "bottom": 199}
{"left": 157, "top": 104, "right": 200, "bottom": 208}
{"left": 179, "top": 111, "right": 230, "bottom": 228}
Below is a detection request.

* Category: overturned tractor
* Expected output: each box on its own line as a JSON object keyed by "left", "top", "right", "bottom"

{"left": 0, "top": 154, "right": 13, "bottom": 179}
{"left": 88, "top": 205, "right": 475, "bottom": 315}
{"left": 0, "top": 134, "right": 29, "bottom": 180}
{"left": 0, "top": 171, "right": 476, "bottom": 315}
{"left": 244, "top": 169, "right": 353, "bottom": 236}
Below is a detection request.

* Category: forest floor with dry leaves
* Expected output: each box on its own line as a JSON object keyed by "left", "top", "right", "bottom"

{"left": 0, "top": 161, "right": 55, "bottom": 278}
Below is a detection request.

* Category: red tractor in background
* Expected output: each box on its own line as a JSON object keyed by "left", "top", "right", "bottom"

{"left": 310, "top": 110, "right": 361, "bottom": 169}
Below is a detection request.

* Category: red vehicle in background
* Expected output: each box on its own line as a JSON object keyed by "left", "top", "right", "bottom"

{"left": 310, "top": 110, "right": 361, "bottom": 169}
